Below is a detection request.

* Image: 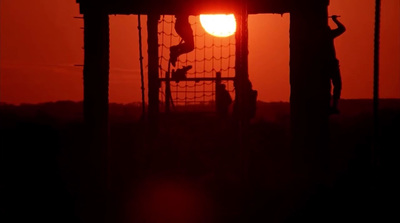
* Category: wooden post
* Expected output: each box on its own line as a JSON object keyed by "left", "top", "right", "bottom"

{"left": 234, "top": 10, "right": 249, "bottom": 122}
{"left": 234, "top": 9, "right": 251, "bottom": 193}
{"left": 147, "top": 14, "right": 159, "bottom": 121}
{"left": 289, "top": 0, "right": 330, "bottom": 185}
{"left": 138, "top": 15, "right": 146, "bottom": 118}
{"left": 82, "top": 11, "right": 109, "bottom": 223}
{"left": 165, "top": 71, "right": 171, "bottom": 113}
{"left": 216, "top": 71, "right": 222, "bottom": 86}
{"left": 372, "top": 0, "right": 381, "bottom": 168}
{"left": 215, "top": 72, "right": 222, "bottom": 113}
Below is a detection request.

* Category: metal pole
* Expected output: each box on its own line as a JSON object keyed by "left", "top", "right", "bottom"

{"left": 147, "top": 14, "right": 159, "bottom": 121}
{"left": 216, "top": 72, "right": 222, "bottom": 113}
{"left": 138, "top": 14, "right": 146, "bottom": 118}
{"left": 373, "top": 0, "right": 381, "bottom": 167}
{"left": 165, "top": 70, "right": 171, "bottom": 113}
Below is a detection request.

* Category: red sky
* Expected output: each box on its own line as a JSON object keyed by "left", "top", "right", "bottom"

{"left": 1, "top": 0, "right": 399, "bottom": 104}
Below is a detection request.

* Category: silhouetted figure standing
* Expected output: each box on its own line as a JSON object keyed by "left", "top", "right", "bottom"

{"left": 170, "top": 14, "right": 195, "bottom": 67}
{"left": 246, "top": 81, "right": 258, "bottom": 120}
{"left": 326, "top": 15, "right": 346, "bottom": 114}
{"left": 216, "top": 83, "right": 233, "bottom": 117}
{"left": 233, "top": 80, "right": 258, "bottom": 121}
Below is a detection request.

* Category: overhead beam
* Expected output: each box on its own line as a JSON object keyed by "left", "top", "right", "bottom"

{"left": 76, "top": 0, "right": 291, "bottom": 15}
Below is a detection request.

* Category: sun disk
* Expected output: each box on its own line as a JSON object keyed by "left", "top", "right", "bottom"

{"left": 199, "top": 14, "right": 236, "bottom": 37}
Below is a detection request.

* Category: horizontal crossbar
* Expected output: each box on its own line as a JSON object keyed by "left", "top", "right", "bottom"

{"left": 159, "top": 77, "right": 235, "bottom": 82}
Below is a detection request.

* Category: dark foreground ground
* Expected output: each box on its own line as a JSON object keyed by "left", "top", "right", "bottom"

{"left": 1, "top": 99, "right": 399, "bottom": 223}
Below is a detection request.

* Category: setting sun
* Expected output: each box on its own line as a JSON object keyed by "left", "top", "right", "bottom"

{"left": 199, "top": 14, "right": 236, "bottom": 37}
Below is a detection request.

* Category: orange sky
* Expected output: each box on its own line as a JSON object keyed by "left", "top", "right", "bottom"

{"left": 1, "top": 0, "right": 399, "bottom": 104}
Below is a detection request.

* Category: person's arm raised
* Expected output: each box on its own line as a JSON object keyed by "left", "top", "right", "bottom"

{"left": 331, "top": 15, "right": 346, "bottom": 38}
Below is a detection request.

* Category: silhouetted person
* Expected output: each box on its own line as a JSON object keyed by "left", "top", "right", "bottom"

{"left": 216, "top": 83, "right": 232, "bottom": 117}
{"left": 170, "top": 14, "right": 195, "bottom": 67}
{"left": 171, "top": 65, "right": 192, "bottom": 82}
{"left": 327, "top": 15, "right": 346, "bottom": 114}
{"left": 233, "top": 79, "right": 258, "bottom": 121}
{"left": 246, "top": 81, "right": 258, "bottom": 120}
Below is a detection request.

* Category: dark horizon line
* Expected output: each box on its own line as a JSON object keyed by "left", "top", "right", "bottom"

{"left": 1, "top": 98, "right": 400, "bottom": 106}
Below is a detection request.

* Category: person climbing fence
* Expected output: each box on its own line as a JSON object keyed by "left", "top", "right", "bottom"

{"left": 170, "top": 14, "right": 195, "bottom": 67}
{"left": 171, "top": 65, "right": 192, "bottom": 82}
{"left": 158, "top": 15, "right": 236, "bottom": 110}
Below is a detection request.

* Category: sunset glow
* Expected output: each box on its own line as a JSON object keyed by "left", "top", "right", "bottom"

{"left": 0, "top": 1, "right": 399, "bottom": 104}
{"left": 199, "top": 14, "right": 236, "bottom": 37}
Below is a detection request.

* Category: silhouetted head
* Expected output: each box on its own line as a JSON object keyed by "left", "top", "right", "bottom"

{"left": 175, "top": 14, "right": 189, "bottom": 20}
{"left": 217, "top": 83, "right": 226, "bottom": 91}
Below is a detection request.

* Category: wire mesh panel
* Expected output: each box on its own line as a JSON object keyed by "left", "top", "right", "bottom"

{"left": 158, "top": 15, "right": 236, "bottom": 112}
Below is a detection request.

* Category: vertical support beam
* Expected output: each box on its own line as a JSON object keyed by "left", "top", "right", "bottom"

{"left": 138, "top": 15, "right": 146, "bottom": 118}
{"left": 373, "top": 0, "right": 381, "bottom": 167}
{"left": 165, "top": 71, "right": 171, "bottom": 113}
{"left": 215, "top": 72, "right": 222, "bottom": 113}
{"left": 83, "top": 11, "right": 109, "bottom": 223}
{"left": 147, "top": 14, "right": 159, "bottom": 121}
{"left": 289, "top": 0, "right": 330, "bottom": 185}
{"left": 234, "top": 10, "right": 249, "bottom": 122}
{"left": 234, "top": 8, "right": 251, "bottom": 187}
